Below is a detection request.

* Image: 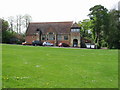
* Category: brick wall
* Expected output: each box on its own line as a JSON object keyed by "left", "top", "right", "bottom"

{"left": 25, "top": 35, "right": 39, "bottom": 44}
{"left": 25, "top": 34, "right": 70, "bottom": 46}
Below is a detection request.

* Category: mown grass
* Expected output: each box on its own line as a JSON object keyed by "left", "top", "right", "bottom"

{"left": 2, "top": 44, "right": 118, "bottom": 88}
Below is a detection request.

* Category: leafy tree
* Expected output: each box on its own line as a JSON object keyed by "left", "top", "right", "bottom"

{"left": 2, "top": 21, "right": 16, "bottom": 43}
{"left": 1, "top": 18, "right": 24, "bottom": 44}
{"left": 1, "top": 19, "right": 9, "bottom": 31}
{"left": 78, "top": 19, "right": 92, "bottom": 39}
{"left": 1, "top": 14, "right": 31, "bottom": 44}
{"left": 1, "top": 19, "right": 10, "bottom": 43}
{"left": 89, "top": 5, "right": 108, "bottom": 48}
{"left": 78, "top": 19, "right": 93, "bottom": 48}
{"left": 105, "top": 10, "right": 120, "bottom": 49}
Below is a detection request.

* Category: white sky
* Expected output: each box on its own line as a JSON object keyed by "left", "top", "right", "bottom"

{"left": 0, "top": 0, "right": 120, "bottom": 22}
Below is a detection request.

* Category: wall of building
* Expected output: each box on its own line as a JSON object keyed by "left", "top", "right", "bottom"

{"left": 41, "top": 34, "right": 70, "bottom": 46}
{"left": 70, "top": 32, "right": 81, "bottom": 47}
{"left": 25, "top": 35, "right": 39, "bottom": 44}
{"left": 26, "top": 33, "right": 70, "bottom": 46}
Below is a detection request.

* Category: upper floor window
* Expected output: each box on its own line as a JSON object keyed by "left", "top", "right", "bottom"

{"left": 71, "top": 29, "right": 80, "bottom": 32}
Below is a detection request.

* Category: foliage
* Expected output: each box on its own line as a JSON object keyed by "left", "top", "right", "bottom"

{"left": 1, "top": 19, "right": 9, "bottom": 31}
{"left": 78, "top": 19, "right": 94, "bottom": 48}
{"left": 1, "top": 18, "right": 25, "bottom": 44}
{"left": 2, "top": 19, "right": 13, "bottom": 43}
{"left": 78, "top": 19, "right": 92, "bottom": 39}
{"left": 105, "top": 10, "right": 120, "bottom": 49}
{"left": 2, "top": 44, "right": 118, "bottom": 88}
{"left": 2, "top": 31, "right": 25, "bottom": 44}
{"left": 2, "top": 30, "right": 15, "bottom": 43}
{"left": 88, "top": 5, "right": 108, "bottom": 49}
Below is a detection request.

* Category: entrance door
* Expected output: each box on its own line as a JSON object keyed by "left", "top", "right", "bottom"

{"left": 73, "top": 39, "right": 78, "bottom": 47}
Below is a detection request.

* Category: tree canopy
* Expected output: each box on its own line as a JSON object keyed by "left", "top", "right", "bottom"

{"left": 88, "top": 5, "right": 120, "bottom": 49}
{"left": 89, "top": 5, "right": 109, "bottom": 48}
{"left": 105, "top": 10, "right": 120, "bottom": 49}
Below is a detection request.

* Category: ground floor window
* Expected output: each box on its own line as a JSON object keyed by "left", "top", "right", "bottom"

{"left": 48, "top": 34, "right": 55, "bottom": 40}
{"left": 64, "top": 35, "right": 68, "bottom": 40}
{"left": 57, "top": 35, "right": 62, "bottom": 40}
{"left": 42, "top": 35, "right": 46, "bottom": 40}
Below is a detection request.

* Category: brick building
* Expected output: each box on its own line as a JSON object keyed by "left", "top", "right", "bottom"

{"left": 25, "top": 21, "right": 81, "bottom": 47}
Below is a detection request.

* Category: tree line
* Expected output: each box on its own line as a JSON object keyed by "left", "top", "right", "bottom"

{"left": 79, "top": 5, "right": 120, "bottom": 49}
{"left": 7, "top": 14, "right": 32, "bottom": 34}
{"left": 1, "top": 14, "right": 32, "bottom": 44}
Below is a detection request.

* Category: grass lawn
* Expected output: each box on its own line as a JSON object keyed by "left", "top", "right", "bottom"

{"left": 2, "top": 44, "right": 118, "bottom": 88}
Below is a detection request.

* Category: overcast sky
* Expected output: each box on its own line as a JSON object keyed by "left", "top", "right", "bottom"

{"left": 0, "top": 0, "right": 120, "bottom": 22}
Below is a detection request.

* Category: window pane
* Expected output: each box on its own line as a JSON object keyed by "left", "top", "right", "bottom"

{"left": 57, "top": 35, "right": 62, "bottom": 40}
{"left": 49, "top": 32, "right": 53, "bottom": 34}
{"left": 42, "top": 35, "right": 46, "bottom": 40}
{"left": 48, "top": 34, "right": 55, "bottom": 40}
{"left": 64, "top": 35, "right": 68, "bottom": 40}
{"left": 71, "top": 29, "right": 80, "bottom": 32}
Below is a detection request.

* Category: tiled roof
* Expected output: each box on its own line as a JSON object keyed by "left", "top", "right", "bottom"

{"left": 26, "top": 21, "right": 73, "bottom": 35}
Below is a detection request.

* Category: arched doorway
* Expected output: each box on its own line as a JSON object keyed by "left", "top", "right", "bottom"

{"left": 73, "top": 39, "right": 78, "bottom": 47}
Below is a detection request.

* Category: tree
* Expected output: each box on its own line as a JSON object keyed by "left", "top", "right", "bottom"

{"left": 15, "top": 14, "right": 32, "bottom": 34}
{"left": 15, "top": 15, "right": 19, "bottom": 33}
{"left": 78, "top": 19, "right": 92, "bottom": 39}
{"left": 1, "top": 14, "right": 32, "bottom": 44}
{"left": 23, "top": 14, "right": 32, "bottom": 29}
{"left": 105, "top": 10, "right": 120, "bottom": 49}
{"left": 1, "top": 18, "right": 22, "bottom": 44}
{"left": 89, "top": 5, "right": 108, "bottom": 48}
{"left": 1, "top": 19, "right": 9, "bottom": 32}
{"left": 8, "top": 16, "right": 14, "bottom": 32}
{"left": 18, "top": 15, "right": 22, "bottom": 34}
{"left": 1, "top": 19, "right": 12, "bottom": 43}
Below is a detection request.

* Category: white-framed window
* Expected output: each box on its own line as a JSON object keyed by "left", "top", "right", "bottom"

{"left": 57, "top": 35, "right": 62, "bottom": 40}
{"left": 71, "top": 29, "right": 80, "bottom": 32}
{"left": 48, "top": 35, "right": 55, "bottom": 40}
{"left": 64, "top": 35, "right": 68, "bottom": 40}
{"left": 47, "top": 32, "right": 55, "bottom": 40}
{"left": 76, "top": 29, "right": 80, "bottom": 32}
{"left": 42, "top": 35, "right": 46, "bottom": 40}
{"left": 71, "top": 29, "right": 74, "bottom": 32}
